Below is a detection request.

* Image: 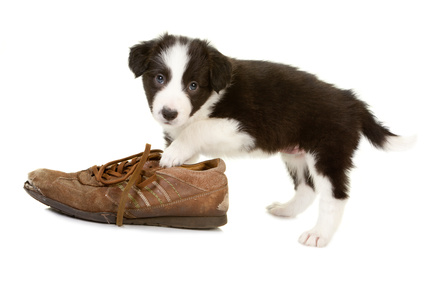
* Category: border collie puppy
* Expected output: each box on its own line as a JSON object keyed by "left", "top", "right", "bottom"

{"left": 128, "top": 33, "right": 414, "bottom": 247}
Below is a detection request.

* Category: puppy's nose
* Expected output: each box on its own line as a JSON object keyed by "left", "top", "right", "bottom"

{"left": 162, "top": 107, "right": 178, "bottom": 121}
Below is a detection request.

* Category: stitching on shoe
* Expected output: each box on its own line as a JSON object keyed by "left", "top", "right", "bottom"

{"left": 117, "top": 183, "right": 141, "bottom": 208}
{"left": 157, "top": 172, "right": 218, "bottom": 192}
{"left": 156, "top": 174, "right": 182, "bottom": 198}
{"left": 143, "top": 185, "right": 163, "bottom": 204}
{"left": 127, "top": 185, "right": 228, "bottom": 214}
{"left": 151, "top": 180, "right": 172, "bottom": 202}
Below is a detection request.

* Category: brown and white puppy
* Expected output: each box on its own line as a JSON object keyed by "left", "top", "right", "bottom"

{"left": 128, "top": 33, "right": 414, "bottom": 247}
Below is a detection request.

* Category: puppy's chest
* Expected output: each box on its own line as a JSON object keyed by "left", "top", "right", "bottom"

{"left": 164, "top": 126, "right": 183, "bottom": 142}
{"left": 163, "top": 115, "right": 205, "bottom": 142}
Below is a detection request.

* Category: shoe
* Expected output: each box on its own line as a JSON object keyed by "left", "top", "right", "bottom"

{"left": 24, "top": 144, "right": 228, "bottom": 229}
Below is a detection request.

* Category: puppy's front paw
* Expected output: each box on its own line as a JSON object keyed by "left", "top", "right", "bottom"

{"left": 267, "top": 202, "right": 296, "bottom": 217}
{"left": 160, "top": 144, "right": 195, "bottom": 168}
{"left": 298, "top": 230, "right": 330, "bottom": 248}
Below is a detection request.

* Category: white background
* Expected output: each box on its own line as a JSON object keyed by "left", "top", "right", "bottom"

{"left": 1, "top": 0, "right": 423, "bottom": 282}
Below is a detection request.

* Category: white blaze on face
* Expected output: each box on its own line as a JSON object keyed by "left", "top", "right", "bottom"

{"left": 151, "top": 42, "right": 192, "bottom": 128}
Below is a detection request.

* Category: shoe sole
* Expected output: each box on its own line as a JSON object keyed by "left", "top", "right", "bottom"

{"left": 24, "top": 181, "right": 227, "bottom": 229}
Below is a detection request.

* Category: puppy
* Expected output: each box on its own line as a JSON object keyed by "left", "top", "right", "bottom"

{"left": 128, "top": 33, "right": 414, "bottom": 247}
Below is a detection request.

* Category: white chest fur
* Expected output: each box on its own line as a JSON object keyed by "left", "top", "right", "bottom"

{"left": 159, "top": 91, "right": 257, "bottom": 167}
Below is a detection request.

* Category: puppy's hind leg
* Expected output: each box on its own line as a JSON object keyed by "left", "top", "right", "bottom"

{"left": 298, "top": 153, "right": 349, "bottom": 248}
{"left": 267, "top": 152, "right": 317, "bottom": 217}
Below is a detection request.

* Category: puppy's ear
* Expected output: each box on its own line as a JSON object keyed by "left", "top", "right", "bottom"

{"left": 128, "top": 39, "right": 157, "bottom": 78}
{"left": 209, "top": 47, "right": 232, "bottom": 93}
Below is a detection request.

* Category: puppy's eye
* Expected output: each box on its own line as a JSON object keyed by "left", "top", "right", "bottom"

{"left": 156, "top": 74, "right": 165, "bottom": 84}
{"left": 188, "top": 82, "right": 198, "bottom": 91}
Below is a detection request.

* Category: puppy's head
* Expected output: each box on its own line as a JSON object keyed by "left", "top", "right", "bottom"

{"left": 129, "top": 33, "right": 232, "bottom": 128}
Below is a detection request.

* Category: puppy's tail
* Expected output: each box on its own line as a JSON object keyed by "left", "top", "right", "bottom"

{"left": 360, "top": 103, "right": 417, "bottom": 151}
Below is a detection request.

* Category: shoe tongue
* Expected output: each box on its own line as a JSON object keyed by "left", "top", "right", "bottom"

{"left": 144, "top": 160, "right": 161, "bottom": 171}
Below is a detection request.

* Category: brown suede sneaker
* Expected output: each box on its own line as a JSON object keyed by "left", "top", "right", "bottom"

{"left": 24, "top": 144, "right": 228, "bottom": 229}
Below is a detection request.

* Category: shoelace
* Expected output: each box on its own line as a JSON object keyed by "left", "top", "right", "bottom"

{"left": 91, "top": 144, "right": 162, "bottom": 226}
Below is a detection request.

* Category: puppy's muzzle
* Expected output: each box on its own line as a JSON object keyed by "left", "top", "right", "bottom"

{"left": 161, "top": 107, "right": 179, "bottom": 122}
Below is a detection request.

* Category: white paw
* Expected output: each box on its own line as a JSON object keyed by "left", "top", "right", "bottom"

{"left": 160, "top": 144, "right": 195, "bottom": 168}
{"left": 298, "top": 230, "right": 330, "bottom": 248}
{"left": 266, "top": 202, "right": 297, "bottom": 217}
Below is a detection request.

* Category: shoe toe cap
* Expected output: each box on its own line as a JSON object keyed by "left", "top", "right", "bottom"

{"left": 28, "top": 168, "right": 73, "bottom": 191}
